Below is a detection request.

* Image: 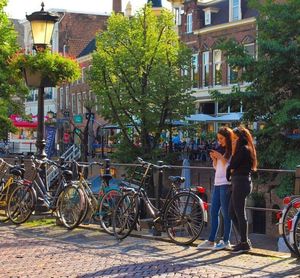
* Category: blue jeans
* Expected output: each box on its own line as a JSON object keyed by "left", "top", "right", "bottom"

{"left": 208, "top": 184, "right": 232, "bottom": 243}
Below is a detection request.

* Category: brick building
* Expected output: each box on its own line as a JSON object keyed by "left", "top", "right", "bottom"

{"left": 168, "top": 0, "right": 258, "bottom": 132}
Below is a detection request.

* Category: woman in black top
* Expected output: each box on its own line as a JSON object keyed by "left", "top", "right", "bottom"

{"left": 227, "top": 126, "right": 257, "bottom": 253}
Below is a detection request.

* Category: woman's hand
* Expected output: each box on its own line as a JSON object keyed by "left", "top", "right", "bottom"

{"left": 210, "top": 150, "right": 223, "bottom": 159}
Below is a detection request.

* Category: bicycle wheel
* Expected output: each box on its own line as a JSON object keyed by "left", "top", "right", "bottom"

{"left": 7, "top": 184, "right": 35, "bottom": 224}
{"left": 99, "top": 189, "right": 122, "bottom": 235}
{"left": 280, "top": 200, "right": 299, "bottom": 254}
{"left": 164, "top": 191, "right": 205, "bottom": 245}
{"left": 292, "top": 212, "right": 300, "bottom": 257}
{"left": 0, "top": 186, "right": 9, "bottom": 222}
{"left": 58, "top": 184, "right": 86, "bottom": 230}
{"left": 113, "top": 192, "right": 139, "bottom": 240}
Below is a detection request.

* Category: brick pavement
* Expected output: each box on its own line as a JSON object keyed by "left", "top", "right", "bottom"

{"left": 0, "top": 223, "right": 300, "bottom": 278}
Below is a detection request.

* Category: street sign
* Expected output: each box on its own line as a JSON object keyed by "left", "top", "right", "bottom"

{"left": 85, "top": 112, "right": 95, "bottom": 120}
{"left": 74, "top": 114, "right": 83, "bottom": 123}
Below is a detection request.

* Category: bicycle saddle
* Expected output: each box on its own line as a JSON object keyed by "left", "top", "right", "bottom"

{"left": 10, "top": 167, "right": 25, "bottom": 177}
{"left": 168, "top": 176, "right": 185, "bottom": 184}
{"left": 62, "top": 170, "right": 73, "bottom": 181}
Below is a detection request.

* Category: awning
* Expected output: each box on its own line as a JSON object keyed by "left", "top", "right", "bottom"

{"left": 185, "top": 113, "right": 216, "bottom": 122}
{"left": 215, "top": 112, "right": 243, "bottom": 122}
{"left": 9, "top": 114, "right": 48, "bottom": 128}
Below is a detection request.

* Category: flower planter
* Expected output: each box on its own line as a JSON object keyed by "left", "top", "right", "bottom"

{"left": 23, "top": 68, "right": 56, "bottom": 88}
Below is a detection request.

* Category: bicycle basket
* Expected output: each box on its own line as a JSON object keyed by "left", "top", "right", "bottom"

{"left": 0, "top": 159, "right": 11, "bottom": 180}
{"left": 123, "top": 165, "right": 153, "bottom": 190}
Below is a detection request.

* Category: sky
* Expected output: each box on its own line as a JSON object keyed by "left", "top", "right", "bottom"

{"left": 5, "top": 0, "right": 171, "bottom": 20}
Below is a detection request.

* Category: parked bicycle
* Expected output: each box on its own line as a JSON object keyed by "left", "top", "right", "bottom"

{"left": 0, "top": 158, "right": 25, "bottom": 221}
{"left": 289, "top": 199, "right": 300, "bottom": 257}
{"left": 6, "top": 156, "right": 77, "bottom": 225}
{"left": 278, "top": 195, "right": 300, "bottom": 256}
{"left": 112, "top": 157, "right": 208, "bottom": 245}
{"left": 58, "top": 159, "right": 121, "bottom": 233}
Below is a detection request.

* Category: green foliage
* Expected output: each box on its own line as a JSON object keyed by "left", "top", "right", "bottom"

{"left": 211, "top": 0, "right": 300, "bottom": 197}
{"left": 10, "top": 49, "right": 81, "bottom": 86}
{"left": 89, "top": 5, "right": 195, "bottom": 156}
{"left": 0, "top": 0, "right": 29, "bottom": 136}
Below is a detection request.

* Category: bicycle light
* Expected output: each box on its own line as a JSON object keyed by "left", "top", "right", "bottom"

{"left": 197, "top": 186, "right": 206, "bottom": 194}
{"left": 203, "top": 202, "right": 208, "bottom": 211}
{"left": 287, "top": 219, "right": 293, "bottom": 231}
{"left": 283, "top": 196, "right": 292, "bottom": 205}
{"left": 276, "top": 211, "right": 282, "bottom": 220}
{"left": 293, "top": 202, "right": 300, "bottom": 209}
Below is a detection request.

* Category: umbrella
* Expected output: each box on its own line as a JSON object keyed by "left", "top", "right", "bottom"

{"left": 181, "top": 158, "right": 191, "bottom": 189}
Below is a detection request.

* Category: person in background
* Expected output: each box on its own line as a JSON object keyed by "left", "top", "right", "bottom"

{"left": 227, "top": 126, "right": 257, "bottom": 254}
{"left": 197, "top": 127, "right": 233, "bottom": 250}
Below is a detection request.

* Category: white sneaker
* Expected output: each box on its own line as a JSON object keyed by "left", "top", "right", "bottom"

{"left": 197, "top": 240, "right": 215, "bottom": 250}
{"left": 214, "top": 240, "right": 231, "bottom": 250}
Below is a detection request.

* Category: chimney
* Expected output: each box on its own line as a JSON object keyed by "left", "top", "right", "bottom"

{"left": 113, "top": 0, "right": 122, "bottom": 13}
{"left": 125, "top": 1, "right": 132, "bottom": 17}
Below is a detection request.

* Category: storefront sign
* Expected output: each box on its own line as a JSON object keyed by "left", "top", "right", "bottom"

{"left": 45, "top": 126, "right": 57, "bottom": 158}
{"left": 73, "top": 115, "right": 83, "bottom": 123}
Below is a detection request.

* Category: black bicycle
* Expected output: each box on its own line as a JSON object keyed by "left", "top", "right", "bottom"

{"left": 112, "top": 157, "right": 208, "bottom": 245}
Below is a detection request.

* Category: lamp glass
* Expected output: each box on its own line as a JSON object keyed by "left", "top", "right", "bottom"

{"left": 30, "top": 20, "right": 55, "bottom": 46}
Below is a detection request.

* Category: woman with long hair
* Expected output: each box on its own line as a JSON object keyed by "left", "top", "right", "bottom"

{"left": 227, "top": 126, "right": 257, "bottom": 253}
{"left": 197, "top": 127, "right": 233, "bottom": 250}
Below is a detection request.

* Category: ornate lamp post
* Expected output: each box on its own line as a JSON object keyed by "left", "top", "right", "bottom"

{"left": 26, "top": 3, "right": 59, "bottom": 159}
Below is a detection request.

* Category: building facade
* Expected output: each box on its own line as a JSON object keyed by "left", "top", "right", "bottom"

{"left": 168, "top": 0, "right": 258, "bottom": 131}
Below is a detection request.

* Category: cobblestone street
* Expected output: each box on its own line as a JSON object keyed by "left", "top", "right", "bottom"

{"left": 0, "top": 223, "right": 299, "bottom": 278}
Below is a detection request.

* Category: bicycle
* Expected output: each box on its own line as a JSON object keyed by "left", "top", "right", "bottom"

{"left": 58, "top": 159, "right": 121, "bottom": 233}
{"left": 0, "top": 158, "right": 25, "bottom": 222}
{"left": 278, "top": 195, "right": 300, "bottom": 254}
{"left": 7, "top": 157, "right": 79, "bottom": 225}
{"left": 289, "top": 200, "right": 300, "bottom": 257}
{"left": 112, "top": 157, "right": 208, "bottom": 245}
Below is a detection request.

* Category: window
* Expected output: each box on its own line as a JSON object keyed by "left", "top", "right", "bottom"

{"left": 77, "top": 93, "right": 82, "bottom": 114}
{"left": 213, "top": 50, "right": 222, "bottom": 86}
{"left": 59, "top": 88, "right": 64, "bottom": 109}
{"left": 72, "top": 94, "right": 76, "bottom": 114}
{"left": 65, "top": 86, "right": 69, "bottom": 109}
{"left": 82, "top": 67, "right": 86, "bottom": 83}
{"left": 202, "top": 51, "right": 210, "bottom": 87}
{"left": 228, "top": 65, "right": 239, "bottom": 84}
{"left": 174, "top": 7, "right": 182, "bottom": 26}
{"left": 204, "top": 11, "right": 211, "bottom": 25}
{"left": 44, "top": 88, "right": 53, "bottom": 100}
{"left": 191, "top": 54, "right": 199, "bottom": 87}
{"left": 231, "top": 0, "right": 241, "bottom": 21}
{"left": 82, "top": 92, "right": 87, "bottom": 114}
{"left": 244, "top": 43, "right": 255, "bottom": 58}
{"left": 26, "top": 91, "right": 34, "bottom": 102}
{"left": 187, "top": 13, "right": 193, "bottom": 33}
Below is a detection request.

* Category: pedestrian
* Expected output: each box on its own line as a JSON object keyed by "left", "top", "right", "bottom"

{"left": 227, "top": 126, "right": 257, "bottom": 254}
{"left": 197, "top": 127, "right": 233, "bottom": 250}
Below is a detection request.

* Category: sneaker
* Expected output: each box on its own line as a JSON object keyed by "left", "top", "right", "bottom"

{"left": 197, "top": 240, "right": 215, "bottom": 250}
{"left": 231, "top": 241, "right": 251, "bottom": 254}
{"left": 214, "top": 240, "right": 231, "bottom": 250}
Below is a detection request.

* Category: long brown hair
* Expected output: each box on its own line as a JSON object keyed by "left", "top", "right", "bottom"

{"left": 217, "top": 127, "right": 233, "bottom": 160}
{"left": 233, "top": 126, "right": 258, "bottom": 171}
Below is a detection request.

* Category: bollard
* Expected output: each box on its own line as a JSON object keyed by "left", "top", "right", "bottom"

{"left": 152, "top": 160, "right": 163, "bottom": 236}
{"left": 104, "top": 158, "right": 110, "bottom": 174}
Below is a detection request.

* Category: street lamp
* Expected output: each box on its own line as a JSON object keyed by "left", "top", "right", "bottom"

{"left": 26, "top": 3, "right": 59, "bottom": 159}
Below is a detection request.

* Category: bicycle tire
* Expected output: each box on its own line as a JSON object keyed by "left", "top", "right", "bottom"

{"left": 99, "top": 189, "right": 122, "bottom": 235}
{"left": 164, "top": 191, "right": 205, "bottom": 245}
{"left": 7, "top": 183, "right": 35, "bottom": 224}
{"left": 292, "top": 212, "right": 300, "bottom": 257}
{"left": 113, "top": 192, "right": 139, "bottom": 240}
{"left": 58, "top": 184, "right": 86, "bottom": 230}
{"left": 0, "top": 186, "right": 9, "bottom": 222}
{"left": 280, "top": 200, "right": 300, "bottom": 254}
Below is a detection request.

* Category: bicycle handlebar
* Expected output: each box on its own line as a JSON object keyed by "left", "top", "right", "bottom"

{"left": 136, "top": 157, "right": 171, "bottom": 169}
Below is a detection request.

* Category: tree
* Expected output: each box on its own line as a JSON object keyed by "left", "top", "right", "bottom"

{"left": 211, "top": 0, "right": 300, "bottom": 196}
{"left": 89, "top": 5, "right": 194, "bottom": 159}
{"left": 0, "top": 0, "right": 28, "bottom": 136}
